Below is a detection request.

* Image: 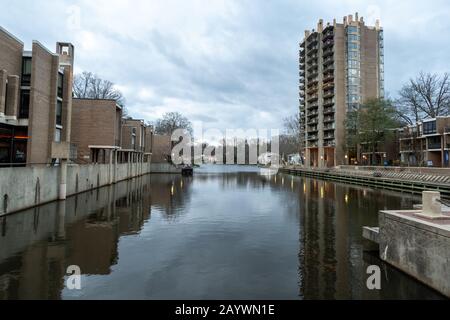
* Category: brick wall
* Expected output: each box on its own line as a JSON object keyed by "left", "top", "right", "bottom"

{"left": 71, "top": 99, "right": 122, "bottom": 162}
{"left": 27, "top": 42, "right": 58, "bottom": 165}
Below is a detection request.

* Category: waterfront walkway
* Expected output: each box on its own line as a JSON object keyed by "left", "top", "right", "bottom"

{"left": 281, "top": 166, "right": 450, "bottom": 198}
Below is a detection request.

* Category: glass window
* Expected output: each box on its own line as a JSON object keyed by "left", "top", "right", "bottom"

{"left": 347, "top": 34, "right": 359, "bottom": 42}
{"left": 57, "top": 73, "right": 64, "bottom": 98}
{"left": 19, "top": 90, "right": 30, "bottom": 119}
{"left": 55, "top": 128, "right": 62, "bottom": 142}
{"left": 56, "top": 100, "right": 63, "bottom": 125}
{"left": 347, "top": 26, "right": 358, "bottom": 34}
{"left": 21, "top": 58, "right": 32, "bottom": 86}
{"left": 347, "top": 43, "right": 358, "bottom": 50}
{"left": 423, "top": 121, "right": 437, "bottom": 135}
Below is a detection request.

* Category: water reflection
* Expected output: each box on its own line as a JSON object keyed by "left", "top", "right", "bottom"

{"left": 0, "top": 166, "right": 445, "bottom": 300}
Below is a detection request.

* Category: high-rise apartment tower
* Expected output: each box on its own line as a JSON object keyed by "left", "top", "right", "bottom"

{"left": 299, "top": 13, "right": 384, "bottom": 167}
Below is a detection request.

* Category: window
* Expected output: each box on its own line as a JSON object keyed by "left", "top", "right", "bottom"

{"left": 55, "top": 128, "right": 62, "bottom": 142}
{"left": 19, "top": 90, "right": 30, "bottom": 119}
{"left": 347, "top": 43, "right": 358, "bottom": 50}
{"left": 347, "top": 34, "right": 359, "bottom": 42}
{"left": 56, "top": 100, "right": 63, "bottom": 125}
{"left": 348, "top": 51, "right": 359, "bottom": 59}
{"left": 348, "top": 77, "right": 360, "bottom": 85}
{"left": 57, "top": 73, "right": 64, "bottom": 98}
{"left": 21, "top": 57, "right": 32, "bottom": 86}
{"left": 423, "top": 121, "right": 437, "bottom": 135}
{"left": 347, "top": 26, "right": 358, "bottom": 34}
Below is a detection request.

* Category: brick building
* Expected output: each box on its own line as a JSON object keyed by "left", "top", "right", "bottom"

{"left": 0, "top": 26, "right": 74, "bottom": 167}
{"left": 71, "top": 98, "right": 123, "bottom": 163}
{"left": 400, "top": 117, "right": 450, "bottom": 167}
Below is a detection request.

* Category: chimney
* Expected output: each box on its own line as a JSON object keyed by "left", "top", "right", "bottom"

{"left": 375, "top": 19, "right": 381, "bottom": 29}
{"left": 355, "top": 12, "right": 359, "bottom": 21}
{"left": 343, "top": 16, "right": 347, "bottom": 25}
{"left": 348, "top": 14, "right": 353, "bottom": 23}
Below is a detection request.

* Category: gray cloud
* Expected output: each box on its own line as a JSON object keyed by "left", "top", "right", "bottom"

{"left": 1, "top": 0, "right": 450, "bottom": 132}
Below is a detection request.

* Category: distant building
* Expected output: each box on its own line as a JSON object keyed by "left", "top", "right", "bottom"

{"left": 152, "top": 134, "right": 172, "bottom": 163}
{"left": 121, "top": 118, "right": 146, "bottom": 152}
{"left": 71, "top": 98, "right": 122, "bottom": 163}
{"left": 0, "top": 27, "right": 74, "bottom": 166}
{"left": 299, "top": 13, "right": 384, "bottom": 168}
{"left": 399, "top": 117, "right": 450, "bottom": 167}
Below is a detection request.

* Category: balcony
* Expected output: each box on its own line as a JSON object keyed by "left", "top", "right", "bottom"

{"left": 307, "top": 118, "right": 319, "bottom": 125}
{"left": 323, "top": 64, "right": 334, "bottom": 73}
{"left": 307, "top": 65, "right": 318, "bottom": 73}
{"left": 323, "top": 90, "right": 334, "bottom": 99}
{"left": 308, "top": 72, "right": 319, "bottom": 80}
{"left": 307, "top": 87, "right": 318, "bottom": 95}
{"left": 323, "top": 74, "right": 334, "bottom": 83}
{"left": 308, "top": 142, "right": 319, "bottom": 148}
{"left": 307, "top": 47, "right": 319, "bottom": 56}
{"left": 428, "top": 142, "right": 442, "bottom": 150}
{"left": 324, "top": 116, "right": 334, "bottom": 123}
{"left": 324, "top": 124, "right": 335, "bottom": 131}
{"left": 324, "top": 133, "right": 335, "bottom": 139}
{"left": 323, "top": 140, "right": 336, "bottom": 147}
{"left": 323, "top": 40, "right": 334, "bottom": 49}
{"left": 323, "top": 48, "right": 334, "bottom": 57}
{"left": 324, "top": 106, "right": 335, "bottom": 114}
{"left": 323, "top": 82, "right": 334, "bottom": 90}
{"left": 307, "top": 103, "right": 319, "bottom": 110}
{"left": 307, "top": 94, "right": 319, "bottom": 102}
{"left": 322, "top": 32, "right": 334, "bottom": 42}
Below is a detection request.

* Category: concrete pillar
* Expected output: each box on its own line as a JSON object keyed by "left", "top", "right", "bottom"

{"left": 0, "top": 70, "right": 7, "bottom": 115}
{"left": 113, "top": 150, "right": 118, "bottom": 184}
{"left": 5, "top": 75, "right": 19, "bottom": 117}
{"left": 56, "top": 201, "right": 66, "bottom": 240}
{"left": 305, "top": 149, "right": 311, "bottom": 168}
{"left": 108, "top": 149, "right": 114, "bottom": 185}
{"left": 59, "top": 160, "right": 68, "bottom": 200}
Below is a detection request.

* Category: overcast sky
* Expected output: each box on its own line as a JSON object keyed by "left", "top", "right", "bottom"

{"left": 1, "top": 0, "right": 450, "bottom": 133}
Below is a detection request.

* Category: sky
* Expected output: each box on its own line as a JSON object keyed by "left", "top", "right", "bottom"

{"left": 1, "top": 0, "right": 450, "bottom": 134}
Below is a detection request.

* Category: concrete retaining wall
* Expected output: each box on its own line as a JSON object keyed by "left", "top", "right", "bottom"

{"left": 379, "top": 210, "right": 450, "bottom": 297}
{"left": 0, "top": 162, "right": 153, "bottom": 216}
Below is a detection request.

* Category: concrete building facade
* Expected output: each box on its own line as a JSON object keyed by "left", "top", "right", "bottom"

{"left": 71, "top": 98, "right": 122, "bottom": 163}
{"left": 0, "top": 26, "right": 74, "bottom": 167}
{"left": 299, "top": 13, "right": 384, "bottom": 168}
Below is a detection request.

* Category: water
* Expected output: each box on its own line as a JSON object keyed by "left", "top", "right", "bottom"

{"left": 0, "top": 165, "right": 444, "bottom": 300}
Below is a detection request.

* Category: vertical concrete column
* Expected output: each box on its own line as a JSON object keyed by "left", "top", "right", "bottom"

{"left": 305, "top": 149, "right": 311, "bottom": 168}
{"left": 108, "top": 149, "right": 114, "bottom": 185}
{"left": 5, "top": 75, "right": 19, "bottom": 117}
{"left": 56, "top": 201, "right": 66, "bottom": 240}
{"left": 59, "top": 160, "right": 68, "bottom": 200}
{"left": 113, "top": 150, "right": 118, "bottom": 184}
{"left": 0, "top": 70, "right": 7, "bottom": 115}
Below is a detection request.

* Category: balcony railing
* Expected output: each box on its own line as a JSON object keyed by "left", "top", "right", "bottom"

{"left": 324, "top": 116, "right": 334, "bottom": 123}
{"left": 307, "top": 95, "right": 319, "bottom": 102}
{"left": 428, "top": 143, "right": 442, "bottom": 150}
{"left": 323, "top": 48, "right": 334, "bottom": 57}
{"left": 324, "top": 107, "right": 335, "bottom": 114}
{"left": 323, "top": 91, "right": 334, "bottom": 98}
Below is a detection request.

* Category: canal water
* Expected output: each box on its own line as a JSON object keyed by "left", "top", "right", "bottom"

{"left": 0, "top": 165, "right": 444, "bottom": 300}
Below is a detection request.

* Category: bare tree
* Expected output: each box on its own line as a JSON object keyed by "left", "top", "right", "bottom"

{"left": 397, "top": 72, "right": 450, "bottom": 123}
{"left": 73, "top": 71, "right": 126, "bottom": 109}
{"left": 154, "top": 112, "right": 193, "bottom": 136}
